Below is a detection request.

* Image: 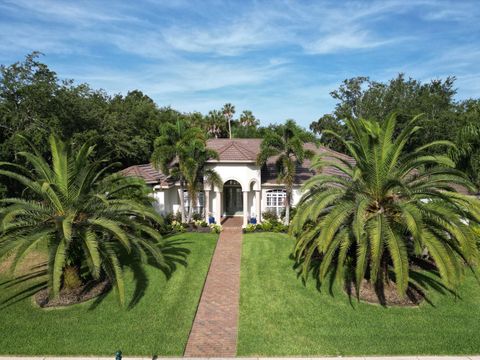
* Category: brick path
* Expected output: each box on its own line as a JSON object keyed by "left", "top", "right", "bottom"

{"left": 184, "top": 217, "right": 243, "bottom": 357}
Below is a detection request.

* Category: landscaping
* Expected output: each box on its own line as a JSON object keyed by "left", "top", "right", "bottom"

{"left": 238, "top": 232, "right": 480, "bottom": 356}
{"left": 0, "top": 232, "right": 218, "bottom": 356}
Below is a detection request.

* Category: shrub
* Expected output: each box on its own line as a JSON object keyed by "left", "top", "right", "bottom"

{"left": 262, "top": 210, "right": 278, "bottom": 222}
{"left": 260, "top": 220, "right": 273, "bottom": 232}
{"left": 209, "top": 223, "right": 222, "bottom": 234}
{"left": 244, "top": 223, "right": 257, "bottom": 233}
{"left": 192, "top": 212, "right": 203, "bottom": 221}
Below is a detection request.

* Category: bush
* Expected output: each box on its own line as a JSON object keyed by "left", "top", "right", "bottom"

{"left": 273, "top": 223, "right": 289, "bottom": 233}
{"left": 192, "top": 212, "right": 203, "bottom": 221}
{"left": 171, "top": 220, "right": 186, "bottom": 233}
{"left": 209, "top": 223, "right": 222, "bottom": 234}
{"left": 193, "top": 219, "right": 208, "bottom": 228}
{"left": 262, "top": 210, "right": 278, "bottom": 222}
{"left": 244, "top": 223, "right": 257, "bottom": 233}
{"left": 260, "top": 220, "right": 273, "bottom": 232}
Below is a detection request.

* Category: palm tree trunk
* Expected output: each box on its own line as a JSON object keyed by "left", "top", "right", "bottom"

{"left": 179, "top": 179, "right": 186, "bottom": 223}
{"left": 187, "top": 191, "right": 197, "bottom": 223}
{"left": 285, "top": 189, "right": 291, "bottom": 225}
{"left": 228, "top": 119, "right": 232, "bottom": 139}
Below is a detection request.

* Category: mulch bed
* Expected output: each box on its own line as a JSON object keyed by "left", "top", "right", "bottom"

{"left": 35, "top": 280, "right": 111, "bottom": 308}
{"left": 347, "top": 279, "right": 424, "bottom": 307}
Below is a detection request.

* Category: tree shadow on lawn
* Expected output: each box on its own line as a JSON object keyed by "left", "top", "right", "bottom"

{"left": 291, "top": 253, "right": 459, "bottom": 308}
{"left": 0, "top": 238, "right": 192, "bottom": 311}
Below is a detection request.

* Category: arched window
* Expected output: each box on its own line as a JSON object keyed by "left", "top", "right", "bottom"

{"left": 266, "top": 189, "right": 286, "bottom": 217}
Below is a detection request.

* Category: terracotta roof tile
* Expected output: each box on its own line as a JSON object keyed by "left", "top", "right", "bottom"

{"left": 206, "top": 138, "right": 262, "bottom": 162}
{"left": 120, "top": 163, "right": 172, "bottom": 186}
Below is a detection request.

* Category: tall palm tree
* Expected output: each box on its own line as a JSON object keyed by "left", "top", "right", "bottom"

{"left": 151, "top": 120, "right": 204, "bottom": 222}
{"left": 205, "top": 110, "right": 226, "bottom": 138}
{"left": 292, "top": 114, "right": 480, "bottom": 298}
{"left": 239, "top": 110, "right": 259, "bottom": 127}
{"left": 0, "top": 135, "right": 165, "bottom": 305}
{"left": 181, "top": 140, "right": 222, "bottom": 222}
{"left": 257, "top": 120, "right": 314, "bottom": 224}
{"left": 222, "top": 103, "right": 235, "bottom": 139}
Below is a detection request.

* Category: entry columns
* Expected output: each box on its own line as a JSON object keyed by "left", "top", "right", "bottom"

{"left": 215, "top": 190, "right": 222, "bottom": 222}
{"left": 255, "top": 190, "right": 261, "bottom": 222}
{"left": 243, "top": 190, "right": 249, "bottom": 227}
{"left": 204, "top": 190, "right": 210, "bottom": 223}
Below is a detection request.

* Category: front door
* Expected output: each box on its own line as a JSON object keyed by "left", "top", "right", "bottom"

{"left": 224, "top": 180, "right": 243, "bottom": 216}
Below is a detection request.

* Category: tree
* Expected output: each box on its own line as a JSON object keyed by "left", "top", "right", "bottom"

{"left": 151, "top": 120, "right": 205, "bottom": 222}
{"left": 292, "top": 114, "right": 480, "bottom": 299}
{"left": 310, "top": 75, "right": 460, "bottom": 154}
{"left": 257, "top": 120, "right": 315, "bottom": 224}
{"left": 222, "top": 103, "right": 235, "bottom": 139}
{"left": 239, "top": 110, "right": 259, "bottom": 127}
{"left": 0, "top": 135, "right": 165, "bottom": 305}
{"left": 204, "top": 110, "right": 227, "bottom": 138}
{"left": 181, "top": 139, "right": 222, "bottom": 222}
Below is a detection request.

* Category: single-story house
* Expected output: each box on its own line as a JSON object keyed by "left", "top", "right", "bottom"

{"left": 121, "top": 138, "right": 354, "bottom": 227}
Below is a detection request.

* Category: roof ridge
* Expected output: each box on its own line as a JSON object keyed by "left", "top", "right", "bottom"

{"left": 230, "top": 141, "right": 257, "bottom": 159}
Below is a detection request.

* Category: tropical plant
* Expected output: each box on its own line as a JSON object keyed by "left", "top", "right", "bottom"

{"left": 257, "top": 119, "right": 315, "bottom": 224}
{"left": 180, "top": 137, "right": 222, "bottom": 223}
{"left": 222, "top": 103, "right": 235, "bottom": 139}
{"left": 0, "top": 135, "right": 166, "bottom": 305}
{"left": 151, "top": 119, "right": 205, "bottom": 222}
{"left": 292, "top": 114, "right": 480, "bottom": 299}
{"left": 204, "top": 110, "right": 227, "bottom": 138}
{"left": 239, "top": 110, "right": 259, "bottom": 127}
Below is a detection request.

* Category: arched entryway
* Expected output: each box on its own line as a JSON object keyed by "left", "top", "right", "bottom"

{"left": 223, "top": 180, "right": 243, "bottom": 216}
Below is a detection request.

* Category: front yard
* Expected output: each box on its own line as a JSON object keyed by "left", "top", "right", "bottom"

{"left": 238, "top": 232, "right": 480, "bottom": 356}
{"left": 0, "top": 232, "right": 218, "bottom": 356}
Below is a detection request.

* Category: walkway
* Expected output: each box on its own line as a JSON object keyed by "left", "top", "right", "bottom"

{"left": 184, "top": 217, "right": 243, "bottom": 357}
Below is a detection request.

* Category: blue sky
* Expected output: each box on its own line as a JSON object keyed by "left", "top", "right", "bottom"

{"left": 1, "top": 0, "right": 479, "bottom": 127}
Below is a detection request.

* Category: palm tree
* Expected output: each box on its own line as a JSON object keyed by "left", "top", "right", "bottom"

{"left": 239, "top": 110, "right": 259, "bottom": 127}
{"left": 291, "top": 114, "right": 480, "bottom": 298}
{"left": 181, "top": 139, "right": 222, "bottom": 222}
{"left": 257, "top": 120, "right": 315, "bottom": 224}
{"left": 151, "top": 120, "right": 204, "bottom": 222}
{"left": 222, "top": 103, "right": 235, "bottom": 139}
{"left": 205, "top": 110, "right": 226, "bottom": 138}
{"left": 0, "top": 135, "right": 165, "bottom": 305}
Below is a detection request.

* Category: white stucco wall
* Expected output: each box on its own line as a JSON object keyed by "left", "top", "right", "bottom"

{"left": 205, "top": 162, "right": 261, "bottom": 192}
{"left": 152, "top": 187, "right": 180, "bottom": 215}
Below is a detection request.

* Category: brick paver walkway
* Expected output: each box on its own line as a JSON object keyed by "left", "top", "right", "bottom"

{"left": 184, "top": 217, "right": 243, "bottom": 357}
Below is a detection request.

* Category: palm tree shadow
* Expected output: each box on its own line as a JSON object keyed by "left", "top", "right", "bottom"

{"left": 90, "top": 237, "right": 191, "bottom": 310}
{"left": 0, "top": 238, "right": 190, "bottom": 311}
{"left": 0, "top": 263, "right": 48, "bottom": 310}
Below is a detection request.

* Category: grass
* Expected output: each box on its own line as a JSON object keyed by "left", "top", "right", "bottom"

{"left": 238, "top": 232, "right": 480, "bottom": 356}
{"left": 0, "top": 232, "right": 217, "bottom": 356}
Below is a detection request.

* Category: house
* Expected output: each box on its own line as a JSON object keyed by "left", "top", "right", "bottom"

{"left": 121, "top": 138, "right": 354, "bottom": 227}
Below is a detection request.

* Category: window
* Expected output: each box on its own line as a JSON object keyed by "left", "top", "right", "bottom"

{"left": 266, "top": 189, "right": 286, "bottom": 217}
{"left": 184, "top": 191, "right": 205, "bottom": 216}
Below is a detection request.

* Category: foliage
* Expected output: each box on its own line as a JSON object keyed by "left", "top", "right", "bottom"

{"left": 257, "top": 120, "right": 315, "bottom": 224}
{"left": 0, "top": 135, "right": 166, "bottom": 305}
{"left": 262, "top": 210, "right": 279, "bottom": 222}
{"left": 292, "top": 114, "right": 480, "bottom": 297}
{"left": 209, "top": 223, "right": 223, "bottom": 234}
{"left": 244, "top": 223, "right": 258, "bottom": 233}
{"left": 310, "top": 74, "right": 480, "bottom": 187}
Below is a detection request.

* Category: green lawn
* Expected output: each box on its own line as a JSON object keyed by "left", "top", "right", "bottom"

{"left": 0, "top": 232, "right": 217, "bottom": 356}
{"left": 238, "top": 232, "right": 480, "bottom": 356}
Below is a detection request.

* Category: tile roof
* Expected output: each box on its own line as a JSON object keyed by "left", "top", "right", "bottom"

{"left": 262, "top": 142, "right": 356, "bottom": 185}
{"left": 206, "top": 138, "right": 262, "bottom": 162}
{"left": 120, "top": 163, "right": 172, "bottom": 186}
{"left": 121, "top": 139, "right": 355, "bottom": 186}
